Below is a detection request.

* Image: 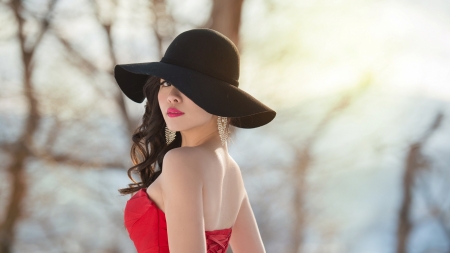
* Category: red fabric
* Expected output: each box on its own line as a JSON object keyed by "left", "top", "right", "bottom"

{"left": 124, "top": 188, "right": 233, "bottom": 253}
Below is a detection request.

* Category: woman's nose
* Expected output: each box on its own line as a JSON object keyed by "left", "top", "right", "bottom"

{"left": 167, "top": 87, "right": 181, "bottom": 102}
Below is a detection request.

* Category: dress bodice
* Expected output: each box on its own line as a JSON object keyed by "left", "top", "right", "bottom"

{"left": 124, "top": 188, "right": 232, "bottom": 253}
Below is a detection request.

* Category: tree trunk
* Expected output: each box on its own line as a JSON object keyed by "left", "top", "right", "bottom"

{"left": 0, "top": 0, "right": 53, "bottom": 251}
{"left": 207, "top": 0, "right": 244, "bottom": 50}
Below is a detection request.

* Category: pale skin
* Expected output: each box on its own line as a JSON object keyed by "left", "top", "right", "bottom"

{"left": 139, "top": 78, "right": 266, "bottom": 253}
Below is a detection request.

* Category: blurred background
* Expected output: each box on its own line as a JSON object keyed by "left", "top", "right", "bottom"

{"left": 1, "top": 0, "right": 450, "bottom": 252}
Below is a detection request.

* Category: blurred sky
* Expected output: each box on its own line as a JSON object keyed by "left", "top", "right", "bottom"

{"left": 2, "top": 0, "right": 450, "bottom": 114}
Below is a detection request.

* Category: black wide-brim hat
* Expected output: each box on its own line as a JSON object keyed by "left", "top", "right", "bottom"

{"left": 114, "top": 28, "right": 276, "bottom": 129}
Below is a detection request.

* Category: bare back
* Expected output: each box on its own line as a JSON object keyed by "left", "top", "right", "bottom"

{"left": 145, "top": 145, "right": 266, "bottom": 252}
{"left": 146, "top": 146, "right": 245, "bottom": 231}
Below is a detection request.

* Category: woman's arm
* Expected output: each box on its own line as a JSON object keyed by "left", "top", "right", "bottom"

{"left": 159, "top": 147, "right": 207, "bottom": 253}
{"left": 229, "top": 189, "right": 266, "bottom": 253}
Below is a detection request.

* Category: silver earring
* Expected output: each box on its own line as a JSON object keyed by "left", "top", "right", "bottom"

{"left": 165, "top": 124, "right": 176, "bottom": 144}
{"left": 217, "top": 116, "right": 230, "bottom": 146}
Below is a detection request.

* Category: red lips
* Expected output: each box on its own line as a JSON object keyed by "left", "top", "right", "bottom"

{"left": 167, "top": 107, "right": 184, "bottom": 118}
{"left": 167, "top": 107, "right": 183, "bottom": 114}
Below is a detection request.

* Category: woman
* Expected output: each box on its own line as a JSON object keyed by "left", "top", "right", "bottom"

{"left": 114, "top": 28, "right": 276, "bottom": 253}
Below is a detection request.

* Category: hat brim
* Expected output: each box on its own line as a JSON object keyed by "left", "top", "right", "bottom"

{"left": 114, "top": 62, "right": 276, "bottom": 128}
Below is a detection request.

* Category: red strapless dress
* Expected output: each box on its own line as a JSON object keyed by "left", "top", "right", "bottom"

{"left": 124, "top": 188, "right": 233, "bottom": 253}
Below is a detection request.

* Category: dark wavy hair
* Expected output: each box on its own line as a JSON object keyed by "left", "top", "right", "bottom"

{"left": 118, "top": 75, "right": 235, "bottom": 195}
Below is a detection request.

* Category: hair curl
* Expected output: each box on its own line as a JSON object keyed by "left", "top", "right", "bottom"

{"left": 118, "top": 76, "right": 235, "bottom": 195}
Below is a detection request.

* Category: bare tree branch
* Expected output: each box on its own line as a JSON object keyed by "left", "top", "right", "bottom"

{"left": 92, "top": 0, "right": 137, "bottom": 135}
{"left": 396, "top": 112, "right": 444, "bottom": 253}
{"left": 0, "top": 0, "right": 57, "bottom": 252}
{"left": 149, "top": 0, "right": 176, "bottom": 58}
{"left": 287, "top": 75, "right": 374, "bottom": 253}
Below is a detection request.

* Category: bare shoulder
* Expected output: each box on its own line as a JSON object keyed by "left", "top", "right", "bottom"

{"left": 229, "top": 155, "right": 242, "bottom": 173}
{"left": 162, "top": 147, "right": 204, "bottom": 170}
{"left": 161, "top": 147, "right": 204, "bottom": 177}
{"left": 163, "top": 146, "right": 196, "bottom": 161}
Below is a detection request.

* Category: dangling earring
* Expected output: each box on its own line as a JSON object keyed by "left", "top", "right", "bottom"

{"left": 217, "top": 116, "right": 230, "bottom": 146}
{"left": 165, "top": 124, "right": 176, "bottom": 144}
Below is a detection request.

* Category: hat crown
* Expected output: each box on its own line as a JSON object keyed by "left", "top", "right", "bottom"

{"left": 160, "top": 29, "right": 240, "bottom": 87}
